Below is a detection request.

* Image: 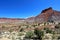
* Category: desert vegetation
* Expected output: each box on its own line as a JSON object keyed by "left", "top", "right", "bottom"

{"left": 0, "top": 21, "right": 60, "bottom": 40}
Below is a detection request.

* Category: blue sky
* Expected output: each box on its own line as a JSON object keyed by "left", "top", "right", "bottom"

{"left": 0, "top": 0, "right": 60, "bottom": 18}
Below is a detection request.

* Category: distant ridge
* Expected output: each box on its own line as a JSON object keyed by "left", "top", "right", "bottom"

{"left": 26, "top": 7, "right": 60, "bottom": 23}
{"left": 0, "top": 17, "right": 25, "bottom": 23}
{"left": 35, "top": 7, "right": 60, "bottom": 23}
{"left": 0, "top": 7, "right": 60, "bottom": 23}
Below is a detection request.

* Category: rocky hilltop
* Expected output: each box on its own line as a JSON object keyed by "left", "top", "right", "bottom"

{"left": 26, "top": 7, "right": 60, "bottom": 23}
{"left": 35, "top": 7, "right": 60, "bottom": 23}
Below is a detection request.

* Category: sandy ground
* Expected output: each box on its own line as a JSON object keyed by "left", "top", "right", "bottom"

{"left": 0, "top": 37, "right": 12, "bottom": 40}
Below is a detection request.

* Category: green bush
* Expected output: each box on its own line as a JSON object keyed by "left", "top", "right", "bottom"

{"left": 32, "top": 24, "right": 37, "bottom": 27}
{"left": 9, "top": 29, "right": 13, "bottom": 33}
{"left": 44, "top": 28, "right": 55, "bottom": 34}
{"left": 2, "top": 26, "right": 5, "bottom": 28}
{"left": 58, "top": 36, "right": 60, "bottom": 39}
{"left": 55, "top": 24, "right": 60, "bottom": 29}
{"left": 48, "top": 20, "right": 54, "bottom": 23}
{"left": 25, "top": 31, "right": 34, "bottom": 38}
{"left": 34, "top": 29, "right": 44, "bottom": 39}
{"left": 20, "top": 28, "right": 24, "bottom": 32}
{"left": 18, "top": 33, "right": 24, "bottom": 36}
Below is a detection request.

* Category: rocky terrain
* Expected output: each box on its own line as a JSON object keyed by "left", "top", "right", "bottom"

{"left": 0, "top": 7, "right": 60, "bottom": 24}
{"left": 35, "top": 7, "right": 60, "bottom": 23}
{"left": 0, "top": 7, "right": 60, "bottom": 40}
{"left": 0, "top": 7, "right": 60, "bottom": 31}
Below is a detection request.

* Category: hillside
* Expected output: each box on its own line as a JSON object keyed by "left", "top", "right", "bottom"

{"left": 35, "top": 7, "right": 60, "bottom": 23}
{"left": 0, "top": 7, "right": 60, "bottom": 24}
{"left": 26, "top": 7, "right": 60, "bottom": 23}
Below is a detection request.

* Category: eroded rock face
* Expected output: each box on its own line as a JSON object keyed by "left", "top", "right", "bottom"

{"left": 21, "top": 7, "right": 60, "bottom": 23}
{"left": 35, "top": 7, "right": 60, "bottom": 23}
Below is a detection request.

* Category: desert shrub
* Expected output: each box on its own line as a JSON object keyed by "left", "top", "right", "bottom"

{"left": 25, "top": 31, "right": 34, "bottom": 38}
{"left": 18, "top": 33, "right": 24, "bottom": 36}
{"left": 9, "top": 29, "right": 13, "bottom": 33}
{"left": 44, "top": 28, "right": 55, "bottom": 34}
{"left": 32, "top": 24, "right": 37, "bottom": 27}
{"left": 12, "top": 36, "right": 15, "bottom": 40}
{"left": 2, "top": 26, "right": 5, "bottom": 28}
{"left": 55, "top": 24, "right": 60, "bottom": 34}
{"left": 55, "top": 25, "right": 59, "bottom": 29}
{"left": 38, "top": 23, "right": 40, "bottom": 26}
{"left": 55, "top": 24, "right": 60, "bottom": 29}
{"left": 20, "top": 28, "right": 24, "bottom": 32}
{"left": 26, "top": 25, "right": 29, "bottom": 28}
{"left": 48, "top": 20, "right": 54, "bottom": 23}
{"left": 58, "top": 23, "right": 60, "bottom": 25}
{"left": 45, "top": 28, "right": 52, "bottom": 33}
{"left": 34, "top": 29, "right": 44, "bottom": 40}
{"left": 58, "top": 36, "right": 60, "bottom": 39}
{"left": 44, "top": 22, "right": 46, "bottom": 26}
